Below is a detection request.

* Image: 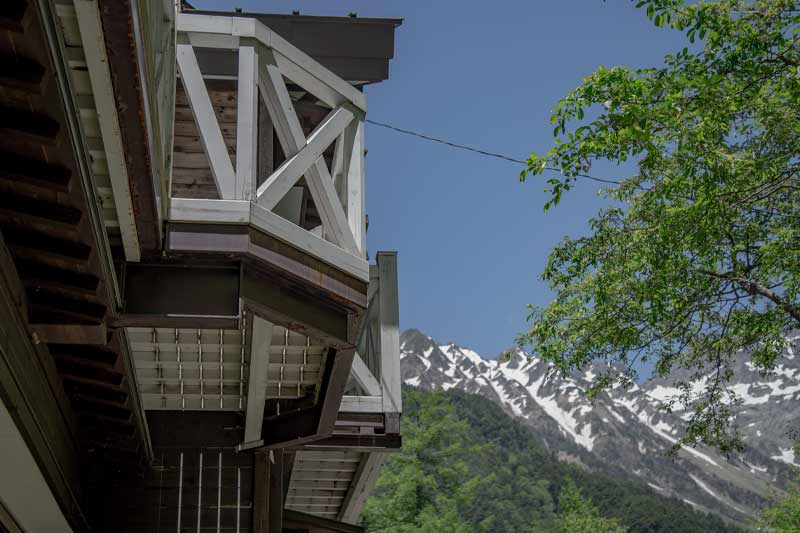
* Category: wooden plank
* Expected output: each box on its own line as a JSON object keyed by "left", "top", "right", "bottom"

{"left": 250, "top": 202, "right": 368, "bottom": 282}
{"left": 347, "top": 121, "right": 366, "bottom": 255}
{"left": 74, "top": 0, "right": 141, "bottom": 262}
{"left": 255, "top": 56, "right": 358, "bottom": 253}
{"left": 339, "top": 396, "right": 383, "bottom": 414}
{"left": 273, "top": 50, "right": 345, "bottom": 110}
{"left": 257, "top": 48, "right": 306, "bottom": 162}
{"left": 338, "top": 453, "right": 386, "bottom": 524}
{"left": 377, "top": 252, "right": 402, "bottom": 414}
{"left": 257, "top": 106, "right": 353, "bottom": 211}
{"left": 176, "top": 13, "right": 365, "bottom": 110}
{"left": 244, "top": 315, "right": 272, "bottom": 444}
{"left": 235, "top": 45, "right": 258, "bottom": 201}
{"left": 176, "top": 44, "right": 235, "bottom": 199}
{"left": 30, "top": 323, "right": 106, "bottom": 345}
{"left": 283, "top": 510, "right": 365, "bottom": 533}
{"left": 170, "top": 198, "right": 250, "bottom": 224}
{"left": 269, "top": 451, "right": 283, "bottom": 533}
{"left": 349, "top": 354, "right": 381, "bottom": 397}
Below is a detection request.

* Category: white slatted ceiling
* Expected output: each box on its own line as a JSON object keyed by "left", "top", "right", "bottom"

{"left": 285, "top": 450, "right": 363, "bottom": 519}
{"left": 129, "top": 322, "right": 326, "bottom": 411}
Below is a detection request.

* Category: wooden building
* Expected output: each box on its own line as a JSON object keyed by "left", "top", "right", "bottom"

{"left": 0, "top": 1, "right": 402, "bottom": 531}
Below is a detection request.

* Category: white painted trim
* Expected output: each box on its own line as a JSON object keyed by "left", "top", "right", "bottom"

{"left": 256, "top": 48, "right": 305, "bottom": 160}
{"left": 377, "top": 253, "right": 402, "bottom": 413}
{"left": 176, "top": 13, "right": 366, "bottom": 111}
{"left": 235, "top": 45, "right": 258, "bottom": 201}
{"left": 273, "top": 50, "right": 345, "bottom": 110}
{"left": 167, "top": 199, "right": 368, "bottom": 280}
{"left": 74, "top": 0, "right": 141, "bottom": 262}
{"left": 244, "top": 316, "right": 272, "bottom": 443}
{"left": 339, "top": 396, "right": 383, "bottom": 413}
{"left": 256, "top": 106, "right": 353, "bottom": 210}
{"left": 347, "top": 121, "right": 366, "bottom": 255}
{"left": 350, "top": 354, "right": 381, "bottom": 397}
{"left": 255, "top": 54, "right": 358, "bottom": 253}
{"left": 169, "top": 198, "right": 251, "bottom": 223}
{"left": 176, "top": 43, "right": 236, "bottom": 199}
{"left": 250, "top": 203, "right": 369, "bottom": 282}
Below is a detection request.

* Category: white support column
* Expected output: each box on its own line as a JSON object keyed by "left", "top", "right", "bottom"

{"left": 74, "top": 0, "right": 141, "bottom": 262}
{"left": 177, "top": 43, "right": 236, "bottom": 199}
{"left": 347, "top": 121, "right": 366, "bottom": 256}
{"left": 244, "top": 315, "right": 273, "bottom": 444}
{"left": 235, "top": 45, "right": 258, "bottom": 201}
{"left": 377, "top": 252, "right": 401, "bottom": 414}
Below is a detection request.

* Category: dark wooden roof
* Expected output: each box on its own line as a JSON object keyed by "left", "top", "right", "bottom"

{"left": 187, "top": 9, "right": 402, "bottom": 84}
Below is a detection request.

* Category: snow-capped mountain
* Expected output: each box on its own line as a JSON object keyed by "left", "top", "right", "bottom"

{"left": 400, "top": 328, "right": 800, "bottom": 524}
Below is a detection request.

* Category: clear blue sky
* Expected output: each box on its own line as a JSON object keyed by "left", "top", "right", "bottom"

{"left": 194, "top": 0, "right": 686, "bottom": 360}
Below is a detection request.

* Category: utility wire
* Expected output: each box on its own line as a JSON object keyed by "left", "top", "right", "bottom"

{"left": 364, "top": 118, "right": 623, "bottom": 186}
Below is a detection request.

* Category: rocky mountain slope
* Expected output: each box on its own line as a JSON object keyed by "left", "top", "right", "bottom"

{"left": 400, "top": 329, "right": 800, "bottom": 525}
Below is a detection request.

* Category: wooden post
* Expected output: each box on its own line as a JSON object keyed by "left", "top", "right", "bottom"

{"left": 176, "top": 43, "right": 236, "bottom": 199}
{"left": 235, "top": 45, "right": 258, "bottom": 201}
{"left": 377, "top": 252, "right": 401, "bottom": 414}
{"left": 253, "top": 450, "right": 283, "bottom": 533}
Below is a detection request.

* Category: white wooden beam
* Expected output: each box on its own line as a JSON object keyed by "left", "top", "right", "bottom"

{"left": 339, "top": 396, "right": 383, "bottom": 413}
{"left": 166, "top": 200, "right": 369, "bottom": 280}
{"left": 272, "top": 51, "right": 346, "bottom": 110}
{"left": 74, "top": 0, "right": 141, "bottom": 262}
{"left": 256, "top": 52, "right": 359, "bottom": 254}
{"left": 176, "top": 43, "right": 236, "bottom": 199}
{"left": 250, "top": 203, "right": 369, "bottom": 282}
{"left": 245, "top": 316, "right": 273, "bottom": 443}
{"left": 347, "top": 121, "right": 366, "bottom": 255}
{"left": 235, "top": 45, "right": 258, "bottom": 201}
{"left": 257, "top": 48, "right": 305, "bottom": 160}
{"left": 305, "top": 158, "right": 359, "bottom": 254}
{"left": 350, "top": 354, "right": 381, "bottom": 397}
{"left": 256, "top": 107, "right": 353, "bottom": 210}
{"left": 169, "top": 198, "right": 251, "bottom": 224}
{"left": 377, "top": 252, "right": 401, "bottom": 414}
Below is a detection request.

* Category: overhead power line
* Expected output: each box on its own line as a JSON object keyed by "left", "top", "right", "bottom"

{"left": 364, "top": 118, "right": 623, "bottom": 186}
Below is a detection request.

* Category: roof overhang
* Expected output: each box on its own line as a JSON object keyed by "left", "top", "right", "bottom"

{"left": 185, "top": 9, "right": 402, "bottom": 85}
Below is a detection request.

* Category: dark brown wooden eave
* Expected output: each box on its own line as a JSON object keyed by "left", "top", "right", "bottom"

{"left": 96, "top": 0, "right": 161, "bottom": 255}
{"left": 186, "top": 9, "right": 402, "bottom": 85}
{"left": 0, "top": 0, "right": 152, "bottom": 492}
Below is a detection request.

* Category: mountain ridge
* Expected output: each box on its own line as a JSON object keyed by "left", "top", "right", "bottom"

{"left": 399, "top": 328, "right": 800, "bottom": 524}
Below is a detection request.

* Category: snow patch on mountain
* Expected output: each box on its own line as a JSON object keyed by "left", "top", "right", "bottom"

{"left": 399, "top": 328, "right": 800, "bottom": 524}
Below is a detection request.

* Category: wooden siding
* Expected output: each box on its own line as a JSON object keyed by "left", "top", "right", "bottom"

{"left": 173, "top": 81, "right": 237, "bottom": 199}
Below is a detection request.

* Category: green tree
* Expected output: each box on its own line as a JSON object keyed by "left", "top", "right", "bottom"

{"left": 556, "top": 478, "right": 626, "bottom": 533}
{"left": 759, "top": 480, "right": 800, "bottom": 532}
{"left": 519, "top": 0, "right": 800, "bottom": 454}
{"left": 361, "top": 391, "right": 487, "bottom": 532}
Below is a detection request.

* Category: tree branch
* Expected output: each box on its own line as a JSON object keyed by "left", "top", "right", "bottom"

{"left": 698, "top": 269, "right": 800, "bottom": 323}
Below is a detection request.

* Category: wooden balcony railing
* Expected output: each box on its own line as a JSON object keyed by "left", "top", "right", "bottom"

{"left": 341, "top": 252, "right": 402, "bottom": 416}
{"left": 169, "top": 13, "right": 368, "bottom": 281}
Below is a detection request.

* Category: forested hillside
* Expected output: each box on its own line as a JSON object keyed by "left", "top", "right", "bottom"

{"left": 363, "top": 388, "right": 739, "bottom": 532}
